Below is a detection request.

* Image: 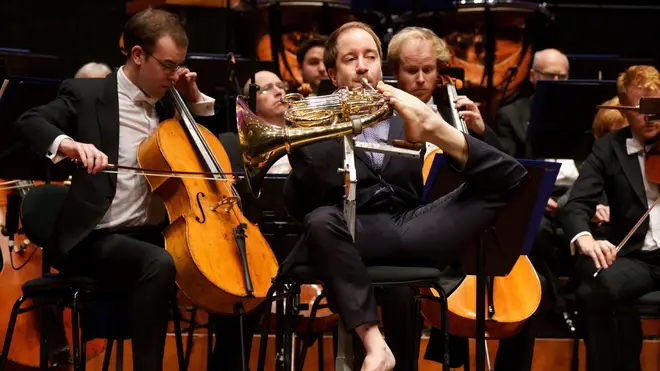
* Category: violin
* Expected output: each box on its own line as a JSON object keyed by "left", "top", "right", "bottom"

{"left": 135, "top": 88, "right": 279, "bottom": 315}
{"left": 419, "top": 75, "right": 542, "bottom": 340}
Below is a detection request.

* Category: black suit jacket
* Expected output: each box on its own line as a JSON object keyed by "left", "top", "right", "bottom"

{"left": 493, "top": 95, "right": 533, "bottom": 158}
{"left": 16, "top": 71, "right": 217, "bottom": 256}
{"left": 283, "top": 115, "right": 427, "bottom": 221}
{"left": 559, "top": 127, "right": 649, "bottom": 255}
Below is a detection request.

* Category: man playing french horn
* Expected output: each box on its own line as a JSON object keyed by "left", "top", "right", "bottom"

{"left": 274, "top": 21, "right": 528, "bottom": 371}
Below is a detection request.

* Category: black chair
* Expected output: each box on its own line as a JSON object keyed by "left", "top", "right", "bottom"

{"left": 0, "top": 184, "right": 186, "bottom": 371}
{"left": 569, "top": 290, "right": 660, "bottom": 371}
{"left": 256, "top": 264, "right": 450, "bottom": 371}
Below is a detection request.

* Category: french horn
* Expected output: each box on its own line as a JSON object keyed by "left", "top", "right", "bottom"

{"left": 237, "top": 81, "right": 392, "bottom": 197}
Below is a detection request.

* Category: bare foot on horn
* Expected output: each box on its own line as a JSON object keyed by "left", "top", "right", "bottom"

{"left": 361, "top": 343, "right": 395, "bottom": 371}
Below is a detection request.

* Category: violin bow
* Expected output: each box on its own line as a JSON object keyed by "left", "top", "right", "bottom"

{"left": 593, "top": 194, "right": 660, "bottom": 277}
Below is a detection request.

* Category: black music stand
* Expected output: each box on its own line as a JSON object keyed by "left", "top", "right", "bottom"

{"left": 185, "top": 53, "right": 277, "bottom": 133}
{"left": 527, "top": 79, "right": 617, "bottom": 161}
{"left": 0, "top": 76, "right": 73, "bottom": 181}
{"left": 0, "top": 50, "right": 66, "bottom": 81}
{"left": 0, "top": 76, "right": 73, "bottom": 273}
{"left": 423, "top": 154, "right": 560, "bottom": 371}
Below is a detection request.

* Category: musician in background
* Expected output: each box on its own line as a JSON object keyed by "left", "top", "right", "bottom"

{"left": 74, "top": 62, "right": 112, "bottom": 78}
{"left": 296, "top": 35, "right": 328, "bottom": 96}
{"left": 494, "top": 48, "right": 569, "bottom": 159}
{"left": 218, "top": 70, "right": 290, "bottom": 174}
{"left": 15, "top": 9, "right": 216, "bottom": 370}
{"left": 386, "top": 26, "right": 503, "bottom": 156}
{"left": 279, "top": 21, "right": 527, "bottom": 371}
{"left": 387, "top": 26, "right": 537, "bottom": 371}
{"left": 559, "top": 65, "right": 660, "bottom": 371}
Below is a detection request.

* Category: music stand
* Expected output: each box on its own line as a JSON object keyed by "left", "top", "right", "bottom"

{"left": 423, "top": 154, "right": 560, "bottom": 371}
{"left": 186, "top": 53, "right": 277, "bottom": 133}
{"left": 0, "top": 50, "right": 65, "bottom": 81}
{"left": 527, "top": 79, "right": 617, "bottom": 161}
{"left": 0, "top": 76, "right": 74, "bottom": 181}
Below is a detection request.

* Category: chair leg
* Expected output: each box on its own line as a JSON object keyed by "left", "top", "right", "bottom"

{"left": 71, "top": 292, "right": 83, "bottom": 371}
{"left": 170, "top": 298, "right": 186, "bottom": 371}
{"left": 206, "top": 315, "right": 214, "bottom": 371}
{"left": 101, "top": 340, "right": 114, "bottom": 371}
{"left": 297, "top": 290, "right": 327, "bottom": 371}
{"left": 422, "top": 284, "right": 449, "bottom": 371}
{"left": 0, "top": 296, "right": 26, "bottom": 371}
{"left": 283, "top": 285, "right": 299, "bottom": 371}
{"left": 38, "top": 305, "right": 48, "bottom": 370}
{"left": 116, "top": 341, "right": 124, "bottom": 371}
{"left": 184, "top": 307, "right": 197, "bottom": 370}
{"left": 258, "top": 283, "right": 283, "bottom": 371}
{"left": 317, "top": 333, "right": 324, "bottom": 371}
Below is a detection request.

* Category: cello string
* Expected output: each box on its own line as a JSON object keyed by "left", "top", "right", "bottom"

{"left": 175, "top": 90, "right": 243, "bottom": 204}
{"left": 169, "top": 89, "right": 244, "bottom": 220}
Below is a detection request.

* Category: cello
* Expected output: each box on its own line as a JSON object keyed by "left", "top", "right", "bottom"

{"left": 419, "top": 76, "right": 541, "bottom": 340}
{"left": 136, "top": 88, "right": 279, "bottom": 315}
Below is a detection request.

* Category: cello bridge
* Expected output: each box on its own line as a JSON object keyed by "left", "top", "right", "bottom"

{"left": 210, "top": 196, "right": 241, "bottom": 213}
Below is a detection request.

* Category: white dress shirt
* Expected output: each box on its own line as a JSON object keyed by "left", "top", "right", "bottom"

{"left": 268, "top": 156, "right": 291, "bottom": 174}
{"left": 570, "top": 137, "right": 660, "bottom": 252}
{"left": 48, "top": 66, "right": 216, "bottom": 229}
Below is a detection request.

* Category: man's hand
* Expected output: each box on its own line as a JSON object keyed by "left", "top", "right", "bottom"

{"left": 577, "top": 234, "right": 617, "bottom": 269}
{"left": 59, "top": 138, "right": 108, "bottom": 174}
{"left": 594, "top": 204, "right": 610, "bottom": 223}
{"left": 455, "top": 96, "right": 485, "bottom": 135}
{"left": 546, "top": 198, "right": 558, "bottom": 215}
{"left": 174, "top": 68, "right": 202, "bottom": 103}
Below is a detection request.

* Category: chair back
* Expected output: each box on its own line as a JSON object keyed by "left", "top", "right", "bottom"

{"left": 19, "top": 184, "right": 68, "bottom": 247}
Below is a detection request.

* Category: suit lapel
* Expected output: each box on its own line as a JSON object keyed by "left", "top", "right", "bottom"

{"left": 513, "top": 96, "right": 533, "bottom": 145}
{"left": 381, "top": 115, "right": 404, "bottom": 171}
{"left": 613, "top": 132, "right": 647, "bottom": 206}
{"left": 96, "top": 71, "right": 120, "bottom": 189}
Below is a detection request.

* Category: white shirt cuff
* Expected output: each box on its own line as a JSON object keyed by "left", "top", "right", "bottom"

{"left": 47, "top": 134, "right": 72, "bottom": 164}
{"left": 189, "top": 93, "right": 215, "bottom": 117}
{"left": 570, "top": 231, "right": 592, "bottom": 256}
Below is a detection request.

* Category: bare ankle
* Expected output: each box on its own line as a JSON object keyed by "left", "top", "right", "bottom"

{"left": 355, "top": 323, "right": 386, "bottom": 353}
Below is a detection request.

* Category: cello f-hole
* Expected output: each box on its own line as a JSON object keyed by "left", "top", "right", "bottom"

{"left": 195, "top": 192, "right": 206, "bottom": 223}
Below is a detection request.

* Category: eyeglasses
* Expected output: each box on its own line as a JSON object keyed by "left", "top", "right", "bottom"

{"left": 533, "top": 69, "right": 568, "bottom": 80}
{"left": 259, "top": 82, "right": 289, "bottom": 94}
{"left": 147, "top": 52, "right": 186, "bottom": 74}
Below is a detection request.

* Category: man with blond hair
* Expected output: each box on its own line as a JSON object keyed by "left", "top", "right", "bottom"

{"left": 560, "top": 65, "right": 660, "bottom": 371}
{"left": 386, "top": 27, "right": 502, "bottom": 155}
{"left": 280, "top": 20, "right": 527, "bottom": 371}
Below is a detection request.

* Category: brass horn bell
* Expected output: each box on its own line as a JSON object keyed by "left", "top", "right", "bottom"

{"left": 236, "top": 87, "right": 392, "bottom": 197}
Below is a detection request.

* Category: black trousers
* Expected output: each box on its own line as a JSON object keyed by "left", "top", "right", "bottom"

{"left": 58, "top": 226, "right": 176, "bottom": 371}
{"left": 574, "top": 249, "right": 660, "bottom": 371}
{"left": 301, "top": 161, "right": 522, "bottom": 333}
